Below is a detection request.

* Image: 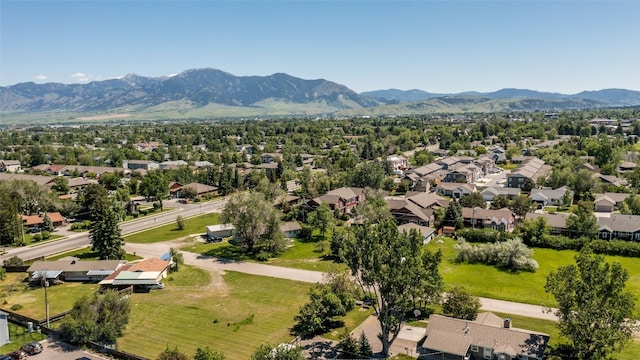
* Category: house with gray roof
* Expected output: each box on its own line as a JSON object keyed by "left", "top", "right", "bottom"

{"left": 598, "top": 214, "right": 640, "bottom": 241}
{"left": 593, "top": 192, "right": 631, "bottom": 213}
{"left": 461, "top": 207, "right": 515, "bottom": 232}
{"left": 421, "top": 313, "right": 549, "bottom": 360}
{"left": 525, "top": 212, "right": 571, "bottom": 235}
{"left": 435, "top": 183, "right": 477, "bottom": 199}
{"left": 529, "top": 186, "right": 573, "bottom": 207}
{"left": 506, "top": 158, "right": 551, "bottom": 189}
{"left": 27, "top": 258, "right": 126, "bottom": 283}
{"left": 480, "top": 186, "right": 521, "bottom": 202}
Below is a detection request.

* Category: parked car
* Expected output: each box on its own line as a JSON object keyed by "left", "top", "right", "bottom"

{"left": 206, "top": 235, "right": 222, "bottom": 243}
{"left": 27, "top": 227, "right": 40, "bottom": 234}
{"left": 7, "top": 350, "right": 26, "bottom": 360}
{"left": 20, "top": 341, "right": 43, "bottom": 355}
{"left": 146, "top": 282, "right": 165, "bottom": 290}
{"left": 0, "top": 355, "right": 13, "bottom": 360}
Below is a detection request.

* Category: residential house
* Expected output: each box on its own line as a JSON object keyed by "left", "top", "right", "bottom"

{"left": 159, "top": 160, "right": 188, "bottom": 170}
{"left": 593, "top": 192, "right": 631, "bottom": 212}
{"left": 0, "top": 173, "right": 55, "bottom": 186}
{"left": 261, "top": 153, "right": 282, "bottom": 163}
{"left": 480, "top": 187, "right": 521, "bottom": 202}
{"left": 443, "top": 163, "right": 481, "bottom": 184}
{"left": 170, "top": 182, "right": 219, "bottom": 198}
{"left": 529, "top": 186, "right": 573, "bottom": 207}
{"left": 134, "top": 141, "right": 162, "bottom": 152}
{"left": 123, "top": 160, "right": 160, "bottom": 171}
{"left": 27, "top": 258, "right": 126, "bottom": 283}
{"left": 421, "top": 313, "right": 549, "bottom": 360}
{"left": 574, "top": 162, "right": 600, "bottom": 173}
{"left": 387, "top": 199, "right": 435, "bottom": 227}
{"left": 67, "top": 177, "right": 91, "bottom": 191}
{"left": 462, "top": 207, "right": 515, "bottom": 232}
{"left": 474, "top": 155, "right": 496, "bottom": 176}
{"left": 435, "top": 183, "right": 477, "bottom": 199}
{"left": 598, "top": 214, "right": 640, "bottom": 241}
{"left": 525, "top": 212, "right": 571, "bottom": 235}
{"left": 194, "top": 160, "right": 214, "bottom": 168}
{"left": 397, "top": 223, "right": 436, "bottom": 244}
{"left": 593, "top": 173, "right": 628, "bottom": 188}
{"left": 280, "top": 222, "right": 302, "bottom": 238}
{"left": 0, "top": 160, "right": 21, "bottom": 173}
{"left": 406, "top": 192, "right": 450, "bottom": 210}
{"left": 21, "top": 212, "right": 65, "bottom": 228}
{"left": 206, "top": 224, "right": 235, "bottom": 240}
{"left": 436, "top": 156, "right": 461, "bottom": 170}
{"left": 387, "top": 155, "right": 409, "bottom": 173}
{"left": 618, "top": 161, "right": 637, "bottom": 173}
{"left": 506, "top": 158, "right": 551, "bottom": 189}
{"left": 488, "top": 146, "right": 507, "bottom": 163}
{"left": 405, "top": 163, "right": 442, "bottom": 178}
{"left": 307, "top": 187, "right": 365, "bottom": 214}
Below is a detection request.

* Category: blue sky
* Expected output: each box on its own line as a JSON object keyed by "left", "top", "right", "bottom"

{"left": 1, "top": 1, "right": 639, "bottom": 93}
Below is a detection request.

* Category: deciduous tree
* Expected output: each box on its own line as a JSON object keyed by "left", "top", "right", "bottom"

{"left": 545, "top": 249, "right": 636, "bottom": 359}
{"left": 442, "top": 286, "right": 481, "bottom": 321}
{"left": 341, "top": 218, "right": 443, "bottom": 356}
{"left": 139, "top": 170, "right": 169, "bottom": 210}
{"left": 221, "top": 192, "right": 275, "bottom": 252}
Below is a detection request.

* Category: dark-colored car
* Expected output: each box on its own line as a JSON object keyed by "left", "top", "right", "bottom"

{"left": 20, "top": 341, "right": 43, "bottom": 355}
{"left": 7, "top": 350, "right": 26, "bottom": 360}
{"left": 0, "top": 355, "right": 14, "bottom": 360}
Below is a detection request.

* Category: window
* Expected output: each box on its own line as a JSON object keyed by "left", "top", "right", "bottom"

{"left": 470, "top": 345, "right": 479, "bottom": 352}
{"left": 635, "top": 233, "right": 640, "bottom": 240}
{"left": 499, "top": 355, "right": 506, "bottom": 360}
{"left": 483, "top": 348, "right": 493, "bottom": 359}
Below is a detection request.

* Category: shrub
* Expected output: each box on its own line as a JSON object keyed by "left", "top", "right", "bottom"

{"left": 455, "top": 238, "right": 539, "bottom": 272}
{"left": 588, "top": 239, "right": 640, "bottom": 257}
{"left": 3, "top": 256, "right": 24, "bottom": 267}
{"left": 255, "top": 251, "right": 271, "bottom": 262}
{"left": 176, "top": 215, "right": 186, "bottom": 230}
{"left": 32, "top": 234, "right": 42, "bottom": 242}
{"left": 10, "top": 304, "right": 23, "bottom": 311}
{"left": 41, "top": 231, "right": 51, "bottom": 240}
{"left": 456, "top": 228, "right": 514, "bottom": 243}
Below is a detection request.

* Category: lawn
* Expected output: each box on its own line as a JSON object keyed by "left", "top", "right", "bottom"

{"left": 117, "top": 270, "right": 313, "bottom": 359}
{"left": 322, "top": 306, "right": 374, "bottom": 341}
{"left": 427, "top": 237, "right": 640, "bottom": 315}
{"left": 22, "top": 233, "right": 63, "bottom": 245}
{"left": 0, "top": 273, "right": 99, "bottom": 320}
{"left": 125, "top": 212, "right": 221, "bottom": 243}
{"left": 46, "top": 246, "right": 142, "bottom": 262}
{"left": 182, "top": 227, "right": 341, "bottom": 272}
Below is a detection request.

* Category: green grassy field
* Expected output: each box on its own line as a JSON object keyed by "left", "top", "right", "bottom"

{"left": 427, "top": 237, "right": 640, "bottom": 315}
{"left": 118, "top": 269, "right": 312, "bottom": 359}
{"left": 125, "top": 212, "right": 220, "bottom": 243}
{"left": 0, "top": 322, "right": 47, "bottom": 354}
{"left": 0, "top": 273, "right": 99, "bottom": 320}
{"left": 46, "top": 246, "right": 142, "bottom": 261}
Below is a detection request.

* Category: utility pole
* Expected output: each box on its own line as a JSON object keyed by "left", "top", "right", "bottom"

{"left": 44, "top": 276, "right": 50, "bottom": 328}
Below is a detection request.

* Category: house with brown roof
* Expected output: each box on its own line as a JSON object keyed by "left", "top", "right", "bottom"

{"left": 170, "top": 182, "right": 219, "bottom": 198}
{"left": 21, "top": 212, "right": 65, "bottom": 228}
{"left": 421, "top": 313, "right": 549, "bottom": 360}
{"left": 462, "top": 207, "right": 515, "bottom": 232}
{"left": 307, "top": 187, "right": 365, "bottom": 214}
{"left": 99, "top": 257, "right": 171, "bottom": 289}
{"left": 593, "top": 173, "right": 628, "bottom": 188}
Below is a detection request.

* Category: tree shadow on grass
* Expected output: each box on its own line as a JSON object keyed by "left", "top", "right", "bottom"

{"left": 202, "top": 244, "right": 250, "bottom": 261}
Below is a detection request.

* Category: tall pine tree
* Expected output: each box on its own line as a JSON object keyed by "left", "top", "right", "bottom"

{"left": 90, "top": 200, "right": 125, "bottom": 260}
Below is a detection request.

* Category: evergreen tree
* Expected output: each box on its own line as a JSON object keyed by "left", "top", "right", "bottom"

{"left": 443, "top": 199, "right": 463, "bottom": 229}
{"left": 42, "top": 213, "right": 54, "bottom": 232}
{"left": 357, "top": 331, "right": 373, "bottom": 358}
{"left": 90, "top": 200, "right": 125, "bottom": 260}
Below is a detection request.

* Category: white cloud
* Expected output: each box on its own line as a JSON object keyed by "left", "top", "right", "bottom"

{"left": 70, "top": 72, "right": 91, "bottom": 82}
{"left": 34, "top": 74, "right": 48, "bottom": 81}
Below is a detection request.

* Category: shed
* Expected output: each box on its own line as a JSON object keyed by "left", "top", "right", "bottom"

{"left": 206, "top": 223, "right": 235, "bottom": 239}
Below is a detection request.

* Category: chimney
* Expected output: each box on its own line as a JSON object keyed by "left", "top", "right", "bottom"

{"left": 504, "top": 318, "right": 511, "bottom": 328}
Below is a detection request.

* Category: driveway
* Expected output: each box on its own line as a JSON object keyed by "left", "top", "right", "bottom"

{"left": 35, "top": 339, "right": 110, "bottom": 360}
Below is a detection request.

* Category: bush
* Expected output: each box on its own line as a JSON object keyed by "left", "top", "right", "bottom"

{"left": 3, "top": 256, "right": 24, "bottom": 267}
{"left": 525, "top": 234, "right": 586, "bottom": 250}
{"left": 456, "top": 228, "right": 515, "bottom": 243}
{"left": 41, "top": 231, "right": 51, "bottom": 240}
{"left": 32, "top": 234, "right": 42, "bottom": 242}
{"left": 455, "top": 238, "right": 539, "bottom": 272}
{"left": 255, "top": 251, "right": 271, "bottom": 262}
{"left": 588, "top": 239, "right": 640, "bottom": 257}
{"left": 10, "top": 304, "right": 23, "bottom": 311}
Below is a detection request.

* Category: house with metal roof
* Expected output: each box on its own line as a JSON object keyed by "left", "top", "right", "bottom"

{"left": 421, "top": 313, "right": 549, "bottom": 360}
{"left": 27, "top": 258, "right": 126, "bottom": 283}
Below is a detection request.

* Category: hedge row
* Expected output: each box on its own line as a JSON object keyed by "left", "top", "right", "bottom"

{"left": 523, "top": 234, "right": 640, "bottom": 258}
{"left": 455, "top": 228, "right": 515, "bottom": 243}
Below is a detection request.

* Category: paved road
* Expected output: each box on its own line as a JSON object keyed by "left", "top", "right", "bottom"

{"left": 35, "top": 339, "right": 110, "bottom": 360}
{"left": 0, "top": 198, "right": 228, "bottom": 262}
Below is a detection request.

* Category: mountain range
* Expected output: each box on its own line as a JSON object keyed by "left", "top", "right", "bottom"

{"left": 1, "top": 68, "right": 639, "bottom": 122}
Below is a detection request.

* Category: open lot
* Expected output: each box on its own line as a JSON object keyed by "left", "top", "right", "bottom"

{"left": 125, "top": 212, "right": 220, "bottom": 244}
{"left": 427, "top": 237, "right": 640, "bottom": 315}
{"left": 117, "top": 268, "right": 312, "bottom": 359}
